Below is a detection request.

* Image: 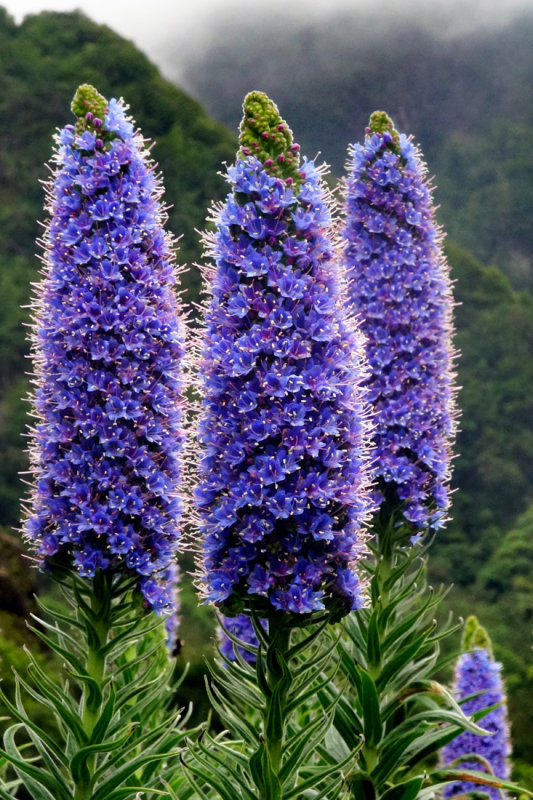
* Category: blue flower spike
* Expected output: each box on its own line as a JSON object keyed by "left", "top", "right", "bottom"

{"left": 196, "top": 91, "right": 373, "bottom": 624}
{"left": 442, "top": 616, "right": 512, "bottom": 799}
{"left": 342, "top": 110, "right": 458, "bottom": 536}
{"left": 24, "top": 84, "right": 187, "bottom": 621}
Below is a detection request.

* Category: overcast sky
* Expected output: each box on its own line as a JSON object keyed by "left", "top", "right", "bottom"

{"left": 5, "top": 0, "right": 533, "bottom": 85}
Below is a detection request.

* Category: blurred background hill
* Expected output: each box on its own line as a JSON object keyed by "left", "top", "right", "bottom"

{"left": 0, "top": 4, "right": 531, "bottom": 785}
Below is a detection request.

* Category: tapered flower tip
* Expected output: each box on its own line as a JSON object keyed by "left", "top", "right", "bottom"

{"left": 239, "top": 90, "right": 301, "bottom": 186}
{"left": 367, "top": 110, "right": 401, "bottom": 154}
{"left": 71, "top": 84, "right": 108, "bottom": 135}
{"left": 463, "top": 615, "right": 493, "bottom": 657}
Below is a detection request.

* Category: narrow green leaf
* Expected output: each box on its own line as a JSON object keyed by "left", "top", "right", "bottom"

{"left": 287, "top": 619, "right": 329, "bottom": 660}
{"left": 2, "top": 726, "right": 70, "bottom": 800}
{"left": 70, "top": 729, "right": 134, "bottom": 785}
{"left": 22, "top": 651, "right": 80, "bottom": 716}
{"left": 358, "top": 667, "right": 383, "bottom": 748}
{"left": 181, "top": 756, "right": 238, "bottom": 800}
{"left": 382, "top": 555, "right": 413, "bottom": 591}
{"left": 195, "top": 735, "right": 256, "bottom": 800}
{"left": 249, "top": 744, "right": 266, "bottom": 794}
{"left": 0, "top": 684, "right": 67, "bottom": 767}
{"left": 376, "top": 628, "right": 433, "bottom": 691}
{"left": 285, "top": 669, "right": 336, "bottom": 715}
{"left": 100, "top": 616, "right": 160, "bottom": 657}
{"left": 343, "top": 615, "right": 367, "bottom": 654}
{"left": 367, "top": 610, "right": 381, "bottom": 667}
{"left": 201, "top": 732, "right": 250, "bottom": 769}
{"left": 339, "top": 649, "right": 363, "bottom": 697}
{"left": 13, "top": 671, "right": 88, "bottom": 746}
{"left": 430, "top": 768, "right": 532, "bottom": 796}
{"left": 370, "top": 729, "right": 422, "bottom": 784}
{"left": 284, "top": 749, "right": 356, "bottom": 800}
{"left": 380, "top": 775, "right": 424, "bottom": 800}
{"left": 90, "top": 693, "right": 116, "bottom": 744}
{"left": 70, "top": 672, "right": 103, "bottom": 711}
{"left": 280, "top": 706, "right": 345, "bottom": 785}
{"left": 265, "top": 651, "right": 291, "bottom": 742}
{"left": 28, "top": 615, "right": 84, "bottom": 657}
{"left": 26, "top": 626, "right": 87, "bottom": 679}
{"left": 33, "top": 596, "right": 84, "bottom": 631}
{"left": 91, "top": 751, "right": 175, "bottom": 800}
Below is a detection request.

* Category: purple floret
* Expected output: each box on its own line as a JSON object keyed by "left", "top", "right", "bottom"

{"left": 442, "top": 648, "right": 512, "bottom": 799}
{"left": 24, "top": 93, "right": 186, "bottom": 618}
{"left": 342, "top": 117, "right": 457, "bottom": 532}
{"left": 196, "top": 155, "right": 372, "bottom": 620}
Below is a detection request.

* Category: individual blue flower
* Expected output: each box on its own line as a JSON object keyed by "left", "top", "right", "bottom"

{"left": 196, "top": 92, "right": 372, "bottom": 621}
{"left": 342, "top": 111, "right": 457, "bottom": 533}
{"left": 441, "top": 617, "right": 511, "bottom": 799}
{"left": 24, "top": 85, "right": 186, "bottom": 617}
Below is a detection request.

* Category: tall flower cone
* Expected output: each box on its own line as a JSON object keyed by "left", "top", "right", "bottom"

{"left": 316, "top": 114, "right": 506, "bottom": 800}
{"left": 25, "top": 84, "right": 187, "bottom": 616}
{"left": 185, "top": 91, "right": 372, "bottom": 800}
{"left": 196, "top": 91, "right": 372, "bottom": 621}
{"left": 342, "top": 110, "right": 457, "bottom": 536}
{"left": 441, "top": 616, "right": 512, "bottom": 799}
{"left": 0, "top": 85, "right": 191, "bottom": 800}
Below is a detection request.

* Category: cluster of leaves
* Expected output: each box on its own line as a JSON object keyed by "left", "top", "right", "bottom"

{"left": 0, "top": 568, "right": 194, "bottom": 800}
{"left": 184, "top": 615, "right": 358, "bottom": 800}
{"left": 314, "top": 518, "right": 520, "bottom": 800}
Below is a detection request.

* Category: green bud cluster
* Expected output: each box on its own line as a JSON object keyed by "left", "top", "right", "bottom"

{"left": 238, "top": 90, "right": 301, "bottom": 188}
{"left": 71, "top": 83, "right": 111, "bottom": 140}
{"left": 368, "top": 110, "right": 401, "bottom": 156}
{"left": 462, "top": 614, "right": 493, "bottom": 657}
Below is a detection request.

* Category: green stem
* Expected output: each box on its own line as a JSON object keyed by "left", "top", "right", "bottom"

{"left": 73, "top": 583, "right": 111, "bottom": 800}
{"left": 257, "top": 615, "right": 292, "bottom": 800}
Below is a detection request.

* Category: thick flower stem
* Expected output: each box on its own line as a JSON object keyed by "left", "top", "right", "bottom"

{"left": 264, "top": 624, "right": 291, "bottom": 779}
{"left": 253, "top": 615, "right": 292, "bottom": 800}
{"left": 73, "top": 578, "right": 112, "bottom": 800}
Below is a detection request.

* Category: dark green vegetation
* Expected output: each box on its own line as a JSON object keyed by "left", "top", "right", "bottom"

{"left": 0, "top": 5, "right": 531, "bottom": 788}
{"left": 182, "top": 10, "right": 533, "bottom": 292}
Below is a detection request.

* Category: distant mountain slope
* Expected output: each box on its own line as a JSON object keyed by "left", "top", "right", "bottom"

{"left": 181, "top": 10, "right": 533, "bottom": 289}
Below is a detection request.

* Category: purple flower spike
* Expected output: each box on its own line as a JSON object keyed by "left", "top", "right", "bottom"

{"left": 441, "top": 617, "right": 512, "bottom": 799}
{"left": 196, "top": 92, "right": 372, "bottom": 621}
{"left": 342, "top": 111, "right": 457, "bottom": 532}
{"left": 24, "top": 85, "right": 187, "bottom": 618}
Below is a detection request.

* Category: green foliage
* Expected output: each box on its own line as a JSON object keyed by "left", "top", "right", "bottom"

{"left": 184, "top": 613, "right": 356, "bottom": 800}
{"left": 434, "top": 242, "right": 533, "bottom": 579}
{"left": 182, "top": 11, "right": 533, "bottom": 289}
{"left": 0, "top": 568, "right": 192, "bottom": 800}
{"left": 320, "top": 519, "right": 529, "bottom": 799}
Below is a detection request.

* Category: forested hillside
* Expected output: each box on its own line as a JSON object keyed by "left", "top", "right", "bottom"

{"left": 0, "top": 6, "right": 531, "bottom": 784}
{"left": 182, "top": 10, "right": 533, "bottom": 291}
